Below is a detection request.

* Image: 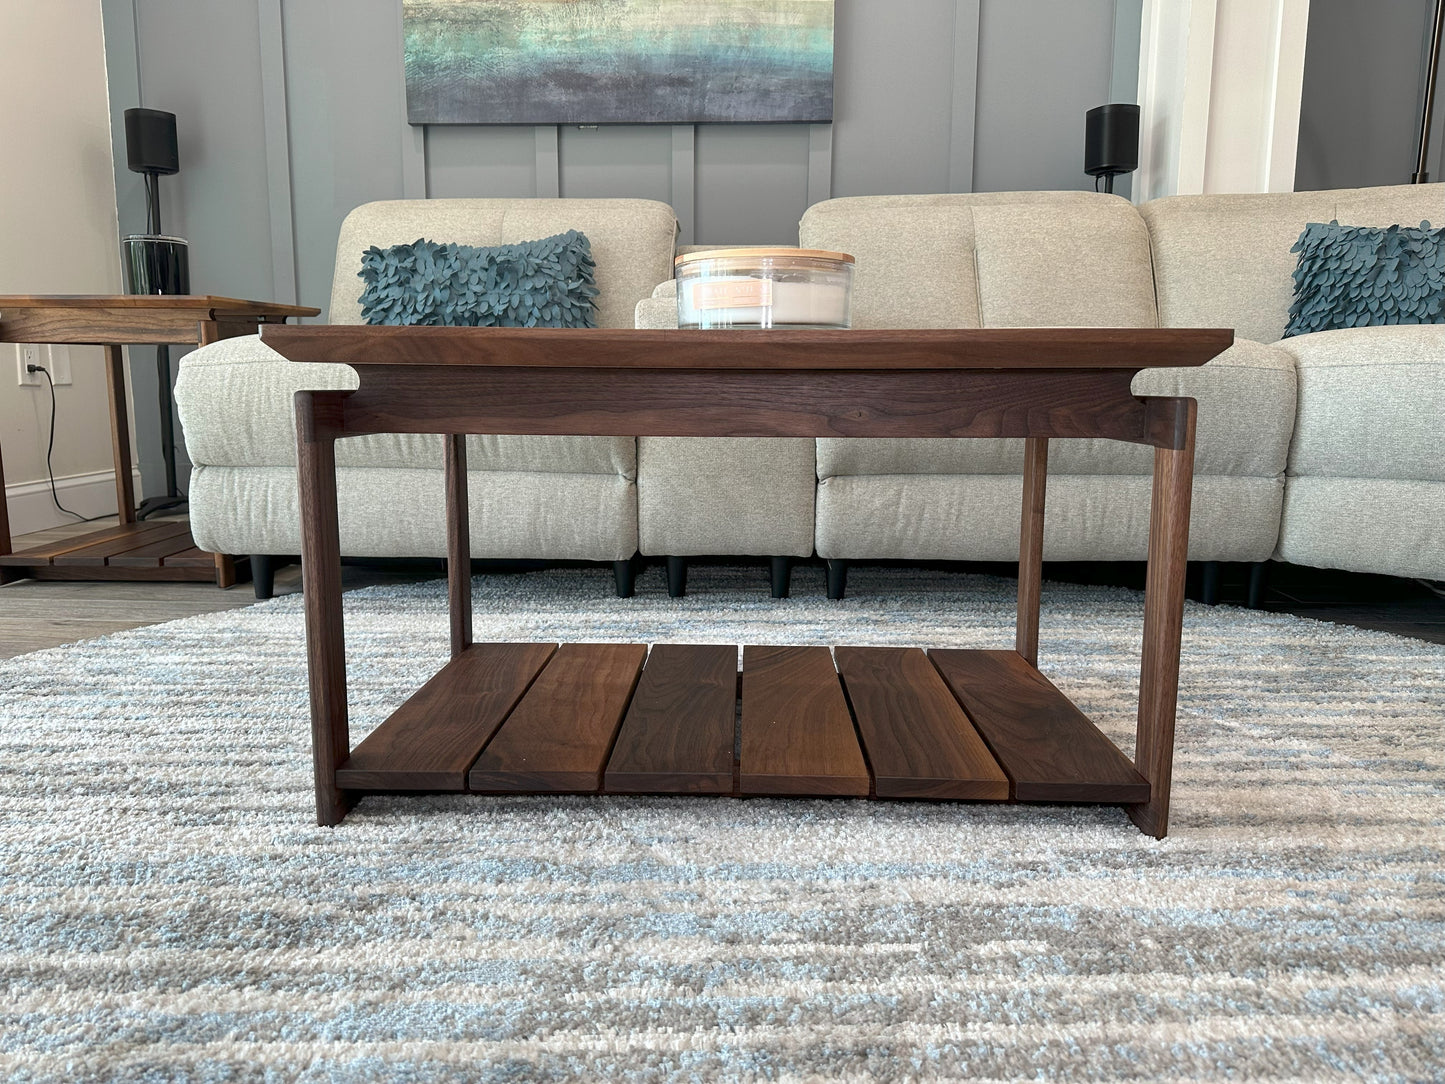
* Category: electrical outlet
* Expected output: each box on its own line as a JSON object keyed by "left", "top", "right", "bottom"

{"left": 14, "top": 344, "right": 71, "bottom": 386}
{"left": 46, "top": 345, "right": 72, "bottom": 386}
{"left": 16, "top": 345, "right": 43, "bottom": 387}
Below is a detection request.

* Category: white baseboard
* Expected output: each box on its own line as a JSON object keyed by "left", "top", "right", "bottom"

{"left": 4, "top": 469, "right": 143, "bottom": 537}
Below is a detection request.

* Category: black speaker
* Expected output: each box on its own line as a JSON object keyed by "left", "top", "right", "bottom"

{"left": 1085, "top": 103, "right": 1140, "bottom": 178}
{"left": 124, "top": 108, "right": 179, "bottom": 175}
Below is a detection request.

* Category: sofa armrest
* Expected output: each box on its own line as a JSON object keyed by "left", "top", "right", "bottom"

{"left": 635, "top": 285, "right": 678, "bottom": 329}
{"left": 175, "top": 333, "right": 359, "bottom": 469}
{"left": 1133, "top": 337, "right": 1297, "bottom": 479}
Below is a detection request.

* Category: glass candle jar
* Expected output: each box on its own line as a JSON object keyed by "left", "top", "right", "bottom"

{"left": 675, "top": 248, "right": 854, "bottom": 329}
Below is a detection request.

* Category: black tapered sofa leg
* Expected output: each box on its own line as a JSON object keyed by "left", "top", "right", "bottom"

{"left": 770, "top": 556, "right": 792, "bottom": 599}
{"left": 613, "top": 558, "right": 636, "bottom": 598}
{"left": 825, "top": 559, "right": 848, "bottom": 600}
{"left": 1200, "top": 560, "right": 1221, "bottom": 605}
{"left": 1247, "top": 561, "right": 1268, "bottom": 609}
{"left": 666, "top": 556, "right": 688, "bottom": 598}
{"left": 251, "top": 554, "right": 276, "bottom": 600}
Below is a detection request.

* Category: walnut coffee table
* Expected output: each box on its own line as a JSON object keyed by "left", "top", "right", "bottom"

{"left": 263, "top": 324, "right": 1232, "bottom": 838}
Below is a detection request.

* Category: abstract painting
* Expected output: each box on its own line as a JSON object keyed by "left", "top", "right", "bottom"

{"left": 403, "top": 0, "right": 835, "bottom": 125}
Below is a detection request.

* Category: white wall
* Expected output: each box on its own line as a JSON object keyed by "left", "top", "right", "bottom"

{"left": 1135, "top": 0, "right": 1309, "bottom": 200}
{"left": 0, "top": 0, "right": 129, "bottom": 535}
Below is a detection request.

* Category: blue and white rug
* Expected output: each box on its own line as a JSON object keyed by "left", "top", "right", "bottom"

{"left": 1, "top": 565, "right": 1442, "bottom": 1081}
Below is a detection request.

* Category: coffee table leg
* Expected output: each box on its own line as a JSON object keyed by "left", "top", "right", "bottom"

{"left": 295, "top": 391, "right": 352, "bottom": 826}
{"left": 1015, "top": 437, "right": 1048, "bottom": 666}
{"left": 444, "top": 434, "right": 472, "bottom": 657}
{"left": 1130, "top": 398, "right": 1197, "bottom": 839}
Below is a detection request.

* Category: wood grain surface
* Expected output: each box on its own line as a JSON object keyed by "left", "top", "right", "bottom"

{"left": 0, "top": 296, "right": 316, "bottom": 345}
{"left": 930, "top": 649, "right": 1150, "bottom": 803}
{"left": 468, "top": 643, "right": 647, "bottom": 793}
{"left": 1130, "top": 398, "right": 1198, "bottom": 838}
{"left": 605, "top": 644, "right": 738, "bottom": 795}
{"left": 335, "top": 642, "right": 556, "bottom": 791}
{"left": 836, "top": 647, "right": 1010, "bottom": 800}
{"left": 262, "top": 325, "right": 1232, "bottom": 371}
{"left": 739, "top": 645, "right": 870, "bottom": 797}
{"left": 334, "top": 365, "right": 1160, "bottom": 443}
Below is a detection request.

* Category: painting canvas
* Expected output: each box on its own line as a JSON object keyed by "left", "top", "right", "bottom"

{"left": 403, "top": 0, "right": 834, "bottom": 125}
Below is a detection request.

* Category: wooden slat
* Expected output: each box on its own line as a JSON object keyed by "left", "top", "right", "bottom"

{"left": 930, "top": 649, "right": 1149, "bottom": 803}
{"left": 739, "top": 645, "right": 869, "bottom": 797}
{"left": 55, "top": 521, "right": 192, "bottom": 566}
{"left": 60, "top": 522, "right": 189, "bottom": 567}
{"left": 836, "top": 647, "right": 1009, "bottom": 800}
{"left": 160, "top": 546, "right": 221, "bottom": 568}
{"left": 0, "top": 521, "right": 159, "bottom": 565}
{"left": 468, "top": 643, "right": 647, "bottom": 793}
{"left": 605, "top": 644, "right": 737, "bottom": 795}
{"left": 107, "top": 524, "right": 202, "bottom": 567}
{"left": 335, "top": 642, "right": 556, "bottom": 791}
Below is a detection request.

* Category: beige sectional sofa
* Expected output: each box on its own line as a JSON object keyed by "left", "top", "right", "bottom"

{"left": 175, "top": 184, "right": 1444, "bottom": 600}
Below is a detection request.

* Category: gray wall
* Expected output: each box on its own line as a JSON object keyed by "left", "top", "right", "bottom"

{"left": 1296, "top": 0, "right": 1445, "bottom": 191}
{"left": 103, "top": 0, "right": 1141, "bottom": 496}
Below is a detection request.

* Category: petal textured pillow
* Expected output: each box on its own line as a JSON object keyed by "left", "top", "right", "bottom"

{"left": 357, "top": 231, "right": 599, "bottom": 328}
{"left": 1285, "top": 220, "right": 1445, "bottom": 337}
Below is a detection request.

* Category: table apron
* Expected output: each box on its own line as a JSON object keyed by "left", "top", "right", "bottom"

{"left": 324, "top": 365, "right": 1186, "bottom": 445}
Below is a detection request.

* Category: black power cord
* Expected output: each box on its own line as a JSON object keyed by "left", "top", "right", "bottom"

{"left": 28, "top": 364, "right": 109, "bottom": 523}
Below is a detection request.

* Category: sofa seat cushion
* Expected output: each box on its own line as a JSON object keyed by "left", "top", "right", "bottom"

{"left": 187, "top": 465, "right": 637, "bottom": 560}
{"left": 1278, "top": 324, "right": 1445, "bottom": 482}
{"left": 815, "top": 474, "right": 1282, "bottom": 563}
{"left": 816, "top": 338, "right": 1293, "bottom": 480}
{"left": 176, "top": 334, "right": 635, "bottom": 476}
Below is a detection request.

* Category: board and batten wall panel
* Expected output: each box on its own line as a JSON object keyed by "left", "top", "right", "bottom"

{"left": 973, "top": 1, "right": 1120, "bottom": 193}
{"left": 104, "top": 0, "right": 1138, "bottom": 335}
{"left": 829, "top": 0, "right": 961, "bottom": 197}
{"left": 280, "top": 0, "right": 410, "bottom": 324}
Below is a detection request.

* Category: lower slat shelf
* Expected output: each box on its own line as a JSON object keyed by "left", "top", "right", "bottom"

{"left": 332, "top": 642, "right": 1149, "bottom": 807}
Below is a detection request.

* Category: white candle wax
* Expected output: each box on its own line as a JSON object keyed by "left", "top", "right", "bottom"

{"left": 679, "top": 275, "right": 851, "bottom": 329}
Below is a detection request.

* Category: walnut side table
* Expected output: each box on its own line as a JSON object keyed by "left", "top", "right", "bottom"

{"left": 0, "top": 295, "right": 318, "bottom": 586}
{"left": 265, "top": 325, "right": 1232, "bottom": 839}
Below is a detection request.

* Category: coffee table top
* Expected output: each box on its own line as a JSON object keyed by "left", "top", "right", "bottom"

{"left": 262, "top": 325, "right": 1234, "bottom": 372}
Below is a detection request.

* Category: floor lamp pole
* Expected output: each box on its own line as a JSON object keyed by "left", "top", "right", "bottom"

{"left": 1414, "top": 0, "right": 1444, "bottom": 183}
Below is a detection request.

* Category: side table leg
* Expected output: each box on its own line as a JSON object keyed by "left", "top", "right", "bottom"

{"left": 104, "top": 345, "right": 136, "bottom": 524}
{"left": 0, "top": 434, "right": 16, "bottom": 584}
{"left": 295, "top": 391, "right": 351, "bottom": 826}
{"left": 444, "top": 434, "right": 472, "bottom": 657}
{"left": 1016, "top": 437, "right": 1048, "bottom": 666}
{"left": 1130, "top": 398, "right": 1197, "bottom": 839}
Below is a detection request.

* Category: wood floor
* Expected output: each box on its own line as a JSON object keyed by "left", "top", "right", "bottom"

{"left": 1, "top": 517, "right": 1441, "bottom": 659}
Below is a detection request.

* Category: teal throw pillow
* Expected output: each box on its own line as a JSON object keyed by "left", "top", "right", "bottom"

{"left": 358, "top": 231, "right": 599, "bottom": 328}
{"left": 1285, "top": 219, "right": 1444, "bottom": 337}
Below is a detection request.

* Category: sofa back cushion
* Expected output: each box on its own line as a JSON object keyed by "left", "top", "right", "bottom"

{"left": 1141, "top": 182, "right": 1445, "bottom": 343}
{"left": 329, "top": 198, "right": 677, "bottom": 329}
{"left": 798, "top": 192, "right": 1158, "bottom": 329}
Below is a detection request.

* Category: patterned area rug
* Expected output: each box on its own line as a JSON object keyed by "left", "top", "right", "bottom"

{"left": 1, "top": 565, "right": 1442, "bottom": 1082}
